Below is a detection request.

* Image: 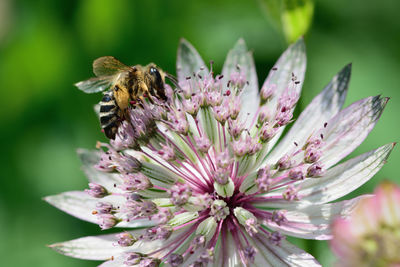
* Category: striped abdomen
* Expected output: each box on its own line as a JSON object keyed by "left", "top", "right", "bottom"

{"left": 99, "top": 91, "right": 119, "bottom": 139}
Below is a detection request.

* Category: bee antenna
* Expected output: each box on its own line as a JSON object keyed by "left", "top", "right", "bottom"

{"left": 165, "top": 73, "right": 181, "bottom": 91}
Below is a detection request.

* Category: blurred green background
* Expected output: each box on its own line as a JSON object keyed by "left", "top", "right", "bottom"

{"left": 1, "top": 0, "right": 399, "bottom": 266}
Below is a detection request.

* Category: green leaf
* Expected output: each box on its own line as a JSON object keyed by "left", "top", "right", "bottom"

{"left": 282, "top": 0, "right": 314, "bottom": 43}
{"left": 258, "top": 0, "right": 314, "bottom": 43}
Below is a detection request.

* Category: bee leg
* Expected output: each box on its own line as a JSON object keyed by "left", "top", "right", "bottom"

{"left": 138, "top": 95, "right": 152, "bottom": 105}
{"left": 147, "top": 95, "right": 155, "bottom": 104}
{"left": 138, "top": 81, "right": 154, "bottom": 104}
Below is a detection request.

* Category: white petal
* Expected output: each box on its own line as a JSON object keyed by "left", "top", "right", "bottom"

{"left": 44, "top": 191, "right": 155, "bottom": 228}
{"left": 50, "top": 228, "right": 180, "bottom": 261}
{"left": 176, "top": 38, "right": 208, "bottom": 82}
{"left": 77, "top": 149, "right": 123, "bottom": 192}
{"left": 264, "top": 196, "right": 368, "bottom": 240}
{"left": 319, "top": 95, "right": 388, "bottom": 168}
{"left": 252, "top": 237, "right": 321, "bottom": 267}
{"left": 213, "top": 232, "right": 241, "bottom": 267}
{"left": 98, "top": 256, "right": 125, "bottom": 266}
{"left": 221, "top": 39, "right": 259, "bottom": 130}
{"left": 267, "top": 64, "right": 351, "bottom": 164}
{"left": 264, "top": 38, "right": 307, "bottom": 150}
{"left": 49, "top": 232, "right": 128, "bottom": 260}
{"left": 261, "top": 143, "right": 395, "bottom": 209}
{"left": 141, "top": 161, "right": 178, "bottom": 185}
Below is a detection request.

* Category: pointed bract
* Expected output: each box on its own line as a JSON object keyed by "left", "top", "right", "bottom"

{"left": 319, "top": 95, "right": 389, "bottom": 168}
{"left": 263, "top": 38, "right": 307, "bottom": 150}
{"left": 176, "top": 38, "right": 208, "bottom": 82}
{"left": 268, "top": 64, "right": 351, "bottom": 164}
{"left": 222, "top": 39, "right": 260, "bottom": 129}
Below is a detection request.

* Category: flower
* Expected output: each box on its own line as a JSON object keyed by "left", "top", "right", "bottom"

{"left": 330, "top": 182, "right": 400, "bottom": 266}
{"left": 45, "top": 38, "right": 395, "bottom": 266}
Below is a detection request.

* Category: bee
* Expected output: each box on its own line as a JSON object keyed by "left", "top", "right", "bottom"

{"left": 75, "top": 56, "right": 177, "bottom": 139}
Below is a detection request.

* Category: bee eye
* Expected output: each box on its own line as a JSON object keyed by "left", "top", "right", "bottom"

{"left": 150, "top": 67, "right": 158, "bottom": 75}
{"left": 149, "top": 67, "right": 163, "bottom": 88}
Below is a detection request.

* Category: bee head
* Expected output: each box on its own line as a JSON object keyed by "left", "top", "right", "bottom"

{"left": 148, "top": 65, "right": 165, "bottom": 90}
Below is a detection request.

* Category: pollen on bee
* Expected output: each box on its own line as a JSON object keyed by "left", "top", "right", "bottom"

{"left": 96, "top": 141, "right": 102, "bottom": 149}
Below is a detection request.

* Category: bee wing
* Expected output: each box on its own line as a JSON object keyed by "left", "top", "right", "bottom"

{"left": 93, "top": 56, "right": 130, "bottom": 77}
{"left": 75, "top": 76, "right": 113, "bottom": 93}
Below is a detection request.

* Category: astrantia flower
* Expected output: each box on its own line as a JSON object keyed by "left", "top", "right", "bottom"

{"left": 330, "top": 182, "right": 400, "bottom": 266}
{"left": 46, "top": 38, "right": 395, "bottom": 266}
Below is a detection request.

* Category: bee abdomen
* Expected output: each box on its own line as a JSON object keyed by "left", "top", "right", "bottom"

{"left": 100, "top": 113, "right": 117, "bottom": 125}
{"left": 100, "top": 104, "right": 117, "bottom": 113}
{"left": 99, "top": 91, "right": 119, "bottom": 139}
{"left": 103, "top": 121, "right": 118, "bottom": 139}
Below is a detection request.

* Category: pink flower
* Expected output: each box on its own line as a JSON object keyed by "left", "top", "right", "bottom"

{"left": 46, "top": 38, "right": 394, "bottom": 266}
{"left": 330, "top": 182, "right": 400, "bottom": 266}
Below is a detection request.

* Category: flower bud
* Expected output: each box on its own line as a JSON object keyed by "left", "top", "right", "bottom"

{"left": 277, "top": 155, "right": 294, "bottom": 170}
{"left": 229, "top": 71, "right": 246, "bottom": 89}
{"left": 214, "top": 178, "right": 234, "bottom": 198}
{"left": 97, "top": 214, "right": 119, "bottom": 230}
{"left": 196, "top": 217, "right": 217, "bottom": 241}
{"left": 95, "top": 202, "right": 113, "bottom": 214}
{"left": 210, "top": 200, "right": 229, "bottom": 221}
{"left": 124, "top": 252, "right": 142, "bottom": 266}
{"left": 168, "top": 183, "right": 192, "bottom": 206}
{"left": 194, "top": 135, "right": 211, "bottom": 153}
{"left": 233, "top": 207, "right": 258, "bottom": 232}
{"left": 116, "top": 232, "right": 137, "bottom": 247}
{"left": 243, "top": 246, "right": 257, "bottom": 264}
{"left": 288, "top": 167, "right": 305, "bottom": 181}
{"left": 282, "top": 185, "right": 300, "bottom": 201}
{"left": 85, "top": 183, "right": 108, "bottom": 198}
{"left": 304, "top": 146, "right": 322, "bottom": 163}
{"left": 260, "top": 83, "right": 276, "bottom": 102}
{"left": 307, "top": 162, "right": 324, "bottom": 177}
{"left": 168, "top": 254, "right": 184, "bottom": 267}
{"left": 120, "top": 173, "right": 152, "bottom": 192}
{"left": 139, "top": 257, "right": 160, "bottom": 267}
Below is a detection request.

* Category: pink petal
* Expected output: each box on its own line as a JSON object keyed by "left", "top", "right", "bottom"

{"left": 374, "top": 182, "right": 400, "bottom": 226}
